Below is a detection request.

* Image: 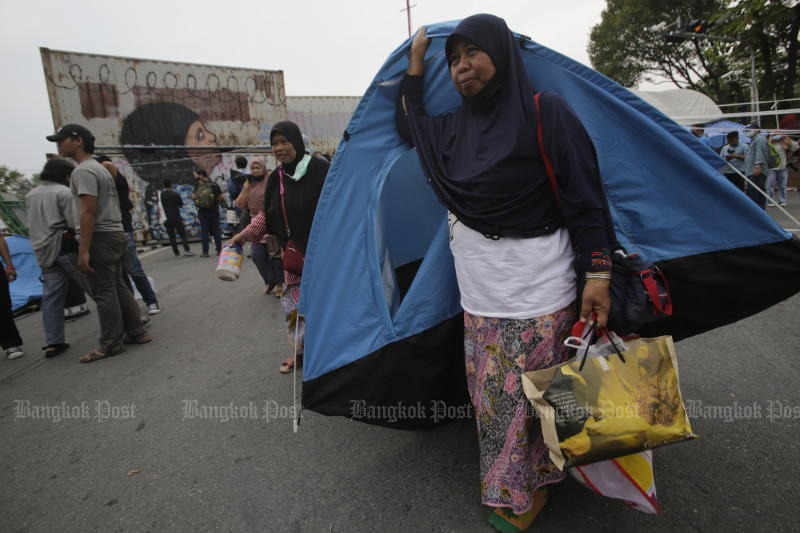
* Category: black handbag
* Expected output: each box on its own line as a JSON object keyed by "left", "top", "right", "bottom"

{"left": 535, "top": 92, "right": 672, "bottom": 335}
{"left": 575, "top": 249, "right": 672, "bottom": 335}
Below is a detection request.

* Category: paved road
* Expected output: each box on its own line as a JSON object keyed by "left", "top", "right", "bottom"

{"left": 1, "top": 193, "right": 799, "bottom": 532}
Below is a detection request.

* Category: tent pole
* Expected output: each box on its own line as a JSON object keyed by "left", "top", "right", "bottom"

{"left": 292, "top": 313, "right": 303, "bottom": 433}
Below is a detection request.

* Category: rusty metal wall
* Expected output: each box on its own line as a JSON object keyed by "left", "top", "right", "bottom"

{"left": 41, "top": 47, "right": 286, "bottom": 146}
{"left": 41, "top": 48, "right": 286, "bottom": 242}
{"left": 287, "top": 96, "right": 360, "bottom": 155}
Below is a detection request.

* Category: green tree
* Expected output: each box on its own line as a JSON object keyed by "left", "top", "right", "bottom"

{"left": 720, "top": 0, "right": 800, "bottom": 104}
{"left": 0, "top": 166, "right": 26, "bottom": 195}
{"left": 589, "top": 0, "right": 800, "bottom": 111}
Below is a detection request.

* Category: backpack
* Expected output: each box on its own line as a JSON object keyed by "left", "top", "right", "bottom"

{"left": 766, "top": 141, "right": 781, "bottom": 169}
{"left": 195, "top": 181, "right": 215, "bottom": 208}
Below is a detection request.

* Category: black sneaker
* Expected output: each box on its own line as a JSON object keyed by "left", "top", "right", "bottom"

{"left": 201, "top": 252, "right": 209, "bottom": 257}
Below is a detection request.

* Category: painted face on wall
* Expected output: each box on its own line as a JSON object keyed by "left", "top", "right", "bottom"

{"left": 184, "top": 120, "right": 221, "bottom": 173}
{"left": 448, "top": 36, "right": 497, "bottom": 99}
{"left": 271, "top": 133, "right": 297, "bottom": 165}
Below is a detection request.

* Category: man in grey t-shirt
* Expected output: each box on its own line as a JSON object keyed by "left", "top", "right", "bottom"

{"left": 70, "top": 157, "right": 124, "bottom": 234}
{"left": 25, "top": 158, "right": 92, "bottom": 357}
{"left": 47, "top": 124, "right": 151, "bottom": 361}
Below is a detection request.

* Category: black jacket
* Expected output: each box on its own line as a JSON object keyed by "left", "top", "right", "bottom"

{"left": 263, "top": 157, "right": 329, "bottom": 254}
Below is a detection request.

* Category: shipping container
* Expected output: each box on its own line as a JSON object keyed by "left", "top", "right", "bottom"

{"left": 40, "top": 48, "right": 286, "bottom": 241}
{"left": 287, "top": 96, "right": 360, "bottom": 155}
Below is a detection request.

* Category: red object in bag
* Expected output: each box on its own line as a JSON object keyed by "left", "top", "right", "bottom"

{"left": 279, "top": 168, "right": 305, "bottom": 276}
{"left": 282, "top": 240, "right": 305, "bottom": 276}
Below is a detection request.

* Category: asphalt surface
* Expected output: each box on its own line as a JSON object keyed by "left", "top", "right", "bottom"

{"left": 1, "top": 193, "right": 799, "bottom": 532}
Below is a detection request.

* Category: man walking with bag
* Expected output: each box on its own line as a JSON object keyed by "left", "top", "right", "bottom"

{"left": 47, "top": 124, "right": 151, "bottom": 362}
{"left": 193, "top": 168, "right": 223, "bottom": 257}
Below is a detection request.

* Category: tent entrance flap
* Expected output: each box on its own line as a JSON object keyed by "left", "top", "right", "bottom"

{"left": 375, "top": 149, "right": 446, "bottom": 317}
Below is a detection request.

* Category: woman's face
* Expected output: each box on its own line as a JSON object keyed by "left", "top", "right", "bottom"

{"left": 184, "top": 120, "right": 221, "bottom": 172}
{"left": 185, "top": 120, "right": 218, "bottom": 147}
{"left": 448, "top": 36, "right": 496, "bottom": 98}
{"left": 271, "top": 133, "right": 297, "bottom": 165}
{"left": 250, "top": 160, "right": 266, "bottom": 177}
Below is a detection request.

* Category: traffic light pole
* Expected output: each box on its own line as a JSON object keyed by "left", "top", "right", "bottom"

{"left": 666, "top": 31, "right": 759, "bottom": 124}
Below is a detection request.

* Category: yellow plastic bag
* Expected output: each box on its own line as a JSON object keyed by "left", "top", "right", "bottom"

{"left": 522, "top": 335, "right": 697, "bottom": 470}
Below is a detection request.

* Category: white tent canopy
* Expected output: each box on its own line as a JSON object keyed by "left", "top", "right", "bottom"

{"left": 629, "top": 88, "right": 723, "bottom": 125}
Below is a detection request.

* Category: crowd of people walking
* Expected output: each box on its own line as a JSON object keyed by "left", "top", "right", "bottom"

{"left": 0, "top": 120, "right": 329, "bottom": 380}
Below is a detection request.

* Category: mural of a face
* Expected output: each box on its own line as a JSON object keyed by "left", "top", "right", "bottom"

{"left": 121, "top": 102, "right": 223, "bottom": 187}
{"left": 184, "top": 120, "right": 221, "bottom": 173}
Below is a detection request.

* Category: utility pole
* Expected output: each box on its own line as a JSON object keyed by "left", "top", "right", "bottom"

{"left": 400, "top": 0, "right": 417, "bottom": 37}
{"left": 665, "top": 19, "right": 759, "bottom": 124}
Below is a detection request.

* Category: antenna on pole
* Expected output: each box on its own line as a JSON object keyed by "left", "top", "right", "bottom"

{"left": 400, "top": 0, "right": 417, "bottom": 37}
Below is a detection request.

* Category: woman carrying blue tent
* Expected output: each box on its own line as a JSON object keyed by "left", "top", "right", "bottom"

{"left": 397, "top": 14, "right": 614, "bottom": 532}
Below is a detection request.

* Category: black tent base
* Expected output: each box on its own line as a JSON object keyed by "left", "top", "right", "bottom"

{"left": 303, "top": 237, "right": 800, "bottom": 430}
{"left": 642, "top": 236, "right": 800, "bottom": 340}
{"left": 302, "top": 314, "right": 471, "bottom": 430}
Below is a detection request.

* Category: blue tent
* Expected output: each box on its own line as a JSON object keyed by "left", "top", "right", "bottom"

{"left": 299, "top": 21, "right": 800, "bottom": 428}
{"left": 5, "top": 235, "right": 43, "bottom": 311}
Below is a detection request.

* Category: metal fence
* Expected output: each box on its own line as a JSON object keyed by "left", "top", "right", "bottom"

{"left": 0, "top": 199, "right": 27, "bottom": 236}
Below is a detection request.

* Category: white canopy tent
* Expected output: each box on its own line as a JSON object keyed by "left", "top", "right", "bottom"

{"left": 629, "top": 88, "right": 800, "bottom": 130}
{"left": 628, "top": 88, "right": 724, "bottom": 125}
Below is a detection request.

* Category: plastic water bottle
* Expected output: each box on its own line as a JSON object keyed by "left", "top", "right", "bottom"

{"left": 216, "top": 243, "right": 243, "bottom": 281}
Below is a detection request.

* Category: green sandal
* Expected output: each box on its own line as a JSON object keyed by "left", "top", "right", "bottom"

{"left": 488, "top": 488, "right": 549, "bottom": 533}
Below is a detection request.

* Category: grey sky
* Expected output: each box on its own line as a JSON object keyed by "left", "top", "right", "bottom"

{"left": 0, "top": 0, "right": 609, "bottom": 176}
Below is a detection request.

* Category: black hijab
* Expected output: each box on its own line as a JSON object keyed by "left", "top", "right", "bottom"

{"left": 264, "top": 121, "right": 329, "bottom": 254}
{"left": 406, "top": 14, "right": 548, "bottom": 238}
{"left": 270, "top": 121, "right": 306, "bottom": 175}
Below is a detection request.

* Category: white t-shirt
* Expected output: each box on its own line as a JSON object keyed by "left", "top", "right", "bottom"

{"left": 448, "top": 213, "right": 576, "bottom": 319}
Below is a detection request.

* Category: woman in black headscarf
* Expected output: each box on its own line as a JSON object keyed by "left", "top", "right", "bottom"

{"left": 231, "top": 121, "right": 329, "bottom": 373}
{"left": 397, "top": 14, "right": 613, "bottom": 531}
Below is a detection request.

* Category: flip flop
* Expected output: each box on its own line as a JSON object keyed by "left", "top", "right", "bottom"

{"left": 43, "top": 343, "right": 70, "bottom": 358}
{"left": 123, "top": 333, "right": 152, "bottom": 345}
{"left": 79, "top": 346, "right": 124, "bottom": 363}
{"left": 279, "top": 352, "right": 304, "bottom": 373}
{"left": 279, "top": 357, "right": 295, "bottom": 373}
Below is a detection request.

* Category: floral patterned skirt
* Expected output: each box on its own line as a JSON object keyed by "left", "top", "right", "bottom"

{"left": 464, "top": 303, "right": 576, "bottom": 514}
{"left": 280, "top": 283, "right": 304, "bottom": 353}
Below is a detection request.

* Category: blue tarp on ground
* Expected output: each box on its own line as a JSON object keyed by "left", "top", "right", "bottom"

{"left": 5, "top": 235, "right": 43, "bottom": 311}
{"left": 299, "top": 20, "right": 792, "bottom": 383}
